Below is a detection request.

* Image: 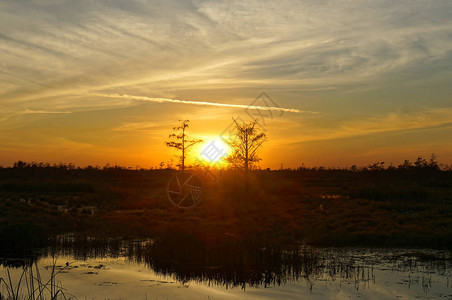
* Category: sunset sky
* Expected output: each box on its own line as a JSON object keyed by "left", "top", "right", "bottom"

{"left": 1, "top": 0, "right": 451, "bottom": 169}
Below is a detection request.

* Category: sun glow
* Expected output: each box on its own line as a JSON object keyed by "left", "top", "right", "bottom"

{"left": 200, "top": 138, "right": 230, "bottom": 164}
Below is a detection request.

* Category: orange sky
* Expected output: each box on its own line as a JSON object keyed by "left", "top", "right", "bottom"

{"left": 0, "top": 1, "right": 451, "bottom": 169}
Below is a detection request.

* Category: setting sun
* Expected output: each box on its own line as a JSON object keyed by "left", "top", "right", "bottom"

{"left": 200, "top": 138, "right": 230, "bottom": 164}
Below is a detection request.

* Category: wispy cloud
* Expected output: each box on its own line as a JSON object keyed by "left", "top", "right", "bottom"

{"left": 0, "top": 0, "right": 451, "bottom": 166}
{"left": 21, "top": 109, "right": 72, "bottom": 114}
{"left": 283, "top": 107, "right": 452, "bottom": 144}
{"left": 0, "top": 109, "right": 72, "bottom": 125}
{"left": 1, "top": 0, "right": 451, "bottom": 103}
{"left": 111, "top": 122, "right": 158, "bottom": 132}
{"left": 96, "top": 93, "right": 310, "bottom": 113}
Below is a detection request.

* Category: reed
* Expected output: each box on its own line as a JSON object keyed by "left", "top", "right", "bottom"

{"left": 0, "top": 258, "right": 75, "bottom": 300}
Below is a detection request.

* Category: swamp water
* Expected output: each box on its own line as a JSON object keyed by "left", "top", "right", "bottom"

{"left": 1, "top": 236, "right": 451, "bottom": 299}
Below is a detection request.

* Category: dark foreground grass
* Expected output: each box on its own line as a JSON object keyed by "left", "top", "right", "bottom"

{"left": 0, "top": 165, "right": 451, "bottom": 249}
{"left": 0, "top": 259, "right": 74, "bottom": 300}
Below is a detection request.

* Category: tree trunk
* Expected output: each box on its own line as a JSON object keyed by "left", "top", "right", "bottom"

{"left": 245, "top": 131, "right": 249, "bottom": 190}
{"left": 182, "top": 127, "right": 185, "bottom": 171}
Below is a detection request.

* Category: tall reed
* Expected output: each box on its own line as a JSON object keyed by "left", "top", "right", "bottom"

{"left": 0, "top": 258, "right": 75, "bottom": 300}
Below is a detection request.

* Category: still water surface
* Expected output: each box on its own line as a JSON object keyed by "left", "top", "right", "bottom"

{"left": 1, "top": 236, "right": 451, "bottom": 299}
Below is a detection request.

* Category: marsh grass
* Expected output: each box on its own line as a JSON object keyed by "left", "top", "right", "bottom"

{"left": 1, "top": 162, "right": 451, "bottom": 249}
{"left": 0, "top": 258, "right": 75, "bottom": 300}
{"left": 0, "top": 181, "right": 94, "bottom": 194}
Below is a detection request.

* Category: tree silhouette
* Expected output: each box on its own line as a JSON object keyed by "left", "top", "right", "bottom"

{"left": 166, "top": 120, "right": 202, "bottom": 171}
{"left": 225, "top": 118, "right": 267, "bottom": 172}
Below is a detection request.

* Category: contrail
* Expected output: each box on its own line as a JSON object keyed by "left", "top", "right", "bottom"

{"left": 96, "top": 93, "right": 314, "bottom": 114}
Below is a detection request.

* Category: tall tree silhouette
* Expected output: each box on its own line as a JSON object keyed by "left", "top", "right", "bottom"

{"left": 226, "top": 118, "right": 267, "bottom": 172}
{"left": 166, "top": 120, "right": 202, "bottom": 171}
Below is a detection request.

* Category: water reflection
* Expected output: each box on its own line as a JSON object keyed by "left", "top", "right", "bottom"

{"left": 1, "top": 234, "right": 452, "bottom": 298}
{"left": 139, "top": 234, "right": 320, "bottom": 289}
{"left": 41, "top": 234, "right": 328, "bottom": 289}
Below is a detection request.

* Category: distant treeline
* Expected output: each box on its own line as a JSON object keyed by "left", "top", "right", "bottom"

{"left": 0, "top": 161, "right": 173, "bottom": 181}
{"left": 0, "top": 154, "right": 450, "bottom": 172}
{"left": 0, "top": 155, "right": 449, "bottom": 187}
{"left": 296, "top": 154, "right": 451, "bottom": 171}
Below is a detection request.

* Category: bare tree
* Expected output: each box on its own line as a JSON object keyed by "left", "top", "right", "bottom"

{"left": 225, "top": 118, "right": 267, "bottom": 172}
{"left": 166, "top": 120, "right": 202, "bottom": 171}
